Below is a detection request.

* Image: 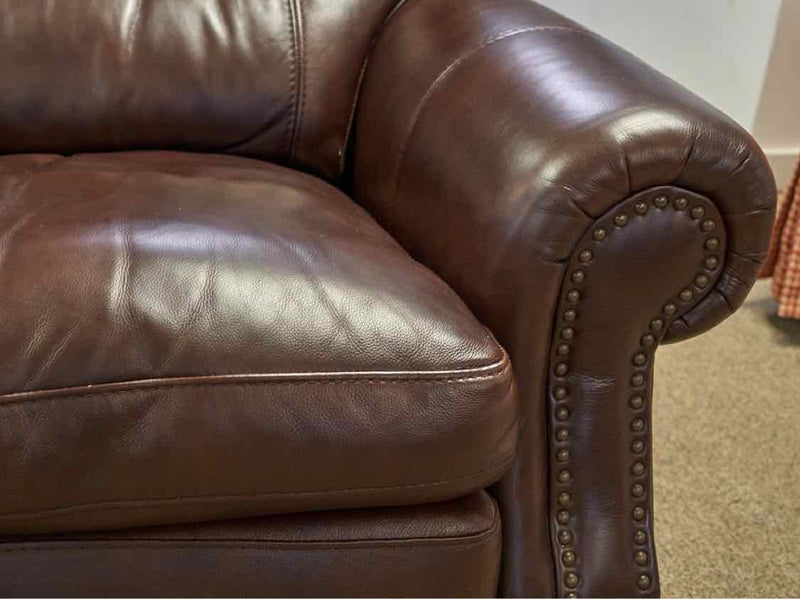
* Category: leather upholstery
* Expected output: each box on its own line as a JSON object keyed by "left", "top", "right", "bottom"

{"left": 0, "top": 492, "right": 502, "bottom": 597}
{"left": 0, "top": 0, "right": 777, "bottom": 596}
{"left": 0, "top": 0, "right": 399, "bottom": 182}
{"left": 542, "top": 187, "right": 728, "bottom": 597}
{"left": 0, "top": 151, "right": 516, "bottom": 535}
{"left": 352, "top": 0, "right": 776, "bottom": 595}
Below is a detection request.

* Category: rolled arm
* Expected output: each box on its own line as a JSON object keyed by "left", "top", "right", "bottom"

{"left": 351, "top": 0, "right": 776, "bottom": 597}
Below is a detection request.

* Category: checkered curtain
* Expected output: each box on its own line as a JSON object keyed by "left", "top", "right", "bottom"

{"left": 761, "top": 156, "right": 800, "bottom": 318}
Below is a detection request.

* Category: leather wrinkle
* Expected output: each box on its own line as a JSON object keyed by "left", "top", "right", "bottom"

{"left": 728, "top": 249, "right": 764, "bottom": 263}
{"left": 151, "top": 243, "right": 217, "bottom": 376}
{"left": 1, "top": 156, "right": 67, "bottom": 210}
{"left": 10, "top": 169, "right": 137, "bottom": 391}
{"left": 525, "top": 184, "right": 591, "bottom": 220}
{"left": 712, "top": 287, "right": 736, "bottom": 312}
{"left": 0, "top": 157, "right": 69, "bottom": 303}
{"left": 0, "top": 149, "right": 510, "bottom": 394}
{"left": 680, "top": 134, "right": 698, "bottom": 174}
{"left": 707, "top": 150, "right": 754, "bottom": 195}
{"left": 0, "top": 151, "right": 516, "bottom": 540}
{"left": 720, "top": 267, "right": 750, "bottom": 288}
{"left": 725, "top": 207, "right": 774, "bottom": 218}
{"left": 268, "top": 230, "right": 365, "bottom": 351}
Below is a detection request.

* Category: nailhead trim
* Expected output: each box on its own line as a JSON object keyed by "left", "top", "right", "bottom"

{"left": 549, "top": 188, "right": 723, "bottom": 596}
{"left": 624, "top": 191, "right": 721, "bottom": 592}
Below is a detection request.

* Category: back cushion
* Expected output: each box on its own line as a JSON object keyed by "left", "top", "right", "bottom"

{"left": 0, "top": 0, "right": 398, "bottom": 182}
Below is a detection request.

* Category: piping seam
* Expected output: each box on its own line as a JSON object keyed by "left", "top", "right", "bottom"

{"left": 0, "top": 358, "right": 510, "bottom": 405}
{"left": 283, "top": 0, "right": 299, "bottom": 157}
{"left": 2, "top": 503, "right": 499, "bottom": 547}
{"left": 289, "top": 0, "right": 305, "bottom": 159}
{"left": 0, "top": 524, "right": 498, "bottom": 552}
{"left": 339, "top": 0, "right": 412, "bottom": 176}
{"left": 0, "top": 454, "right": 514, "bottom": 521}
{"left": 388, "top": 26, "right": 597, "bottom": 208}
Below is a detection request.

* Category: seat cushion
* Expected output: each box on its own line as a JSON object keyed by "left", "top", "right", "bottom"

{"left": 0, "top": 152, "right": 517, "bottom": 534}
{"left": 0, "top": 492, "right": 501, "bottom": 597}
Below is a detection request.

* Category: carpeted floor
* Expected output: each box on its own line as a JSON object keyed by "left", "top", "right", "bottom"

{"left": 654, "top": 279, "right": 800, "bottom": 597}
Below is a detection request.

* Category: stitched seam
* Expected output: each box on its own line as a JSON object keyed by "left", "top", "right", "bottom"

{"left": 339, "top": 0, "right": 411, "bottom": 176}
{"left": 340, "top": 54, "right": 371, "bottom": 176}
{"left": 0, "top": 454, "right": 514, "bottom": 521}
{"left": 0, "top": 523, "right": 498, "bottom": 553}
{"left": 291, "top": 0, "right": 306, "bottom": 160}
{"left": 0, "top": 360, "right": 510, "bottom": 406}
{"left": 283, "top": 0, "right": 298, "bottom": 156}
{"left": 387, "top": 26, "right": 597, "bottom": 207}
{"left": 5, "top": 506, "right": 500, "bottom": 546}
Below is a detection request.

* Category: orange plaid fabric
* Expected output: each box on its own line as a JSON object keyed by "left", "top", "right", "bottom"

{"left": 761, "top": 156, "right": 800, "bottom": 318}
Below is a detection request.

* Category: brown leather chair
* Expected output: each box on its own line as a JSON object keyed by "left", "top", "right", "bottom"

{"left": 0, "top": 1, "right": 776, "bottom": 597}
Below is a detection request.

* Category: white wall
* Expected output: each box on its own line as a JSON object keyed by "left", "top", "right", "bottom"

{"left": 536, "top": 0, "right": 782, "bottom": 131}
{"left": 753, "top": 0, "right": 800, "bottom": 189}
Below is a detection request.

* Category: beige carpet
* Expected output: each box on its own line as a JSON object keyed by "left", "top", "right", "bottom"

{"left": 654, "top": 279, "right": 800, "bottom": 597}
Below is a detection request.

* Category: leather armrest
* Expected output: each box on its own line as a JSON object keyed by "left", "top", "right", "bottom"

{"left": 351, "top": 1, "right": 775, "bottom": 597}
{"left": 353, "top": 0, "right": 774, "bottom": 342}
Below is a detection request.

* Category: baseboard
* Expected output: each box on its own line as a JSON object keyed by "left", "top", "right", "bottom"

{"left": 764, "top": 148, "right": 798, "bottom": 192}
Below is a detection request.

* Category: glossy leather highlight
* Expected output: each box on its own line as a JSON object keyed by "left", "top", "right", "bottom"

{"left": 0, "top": 0, "right": 777, "bottom": 595}
{"left": 0, "top": 151, "right": 517, "bottom": 535}
{"left": 352, "top": 0, "right": 775, "bottom": 594}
